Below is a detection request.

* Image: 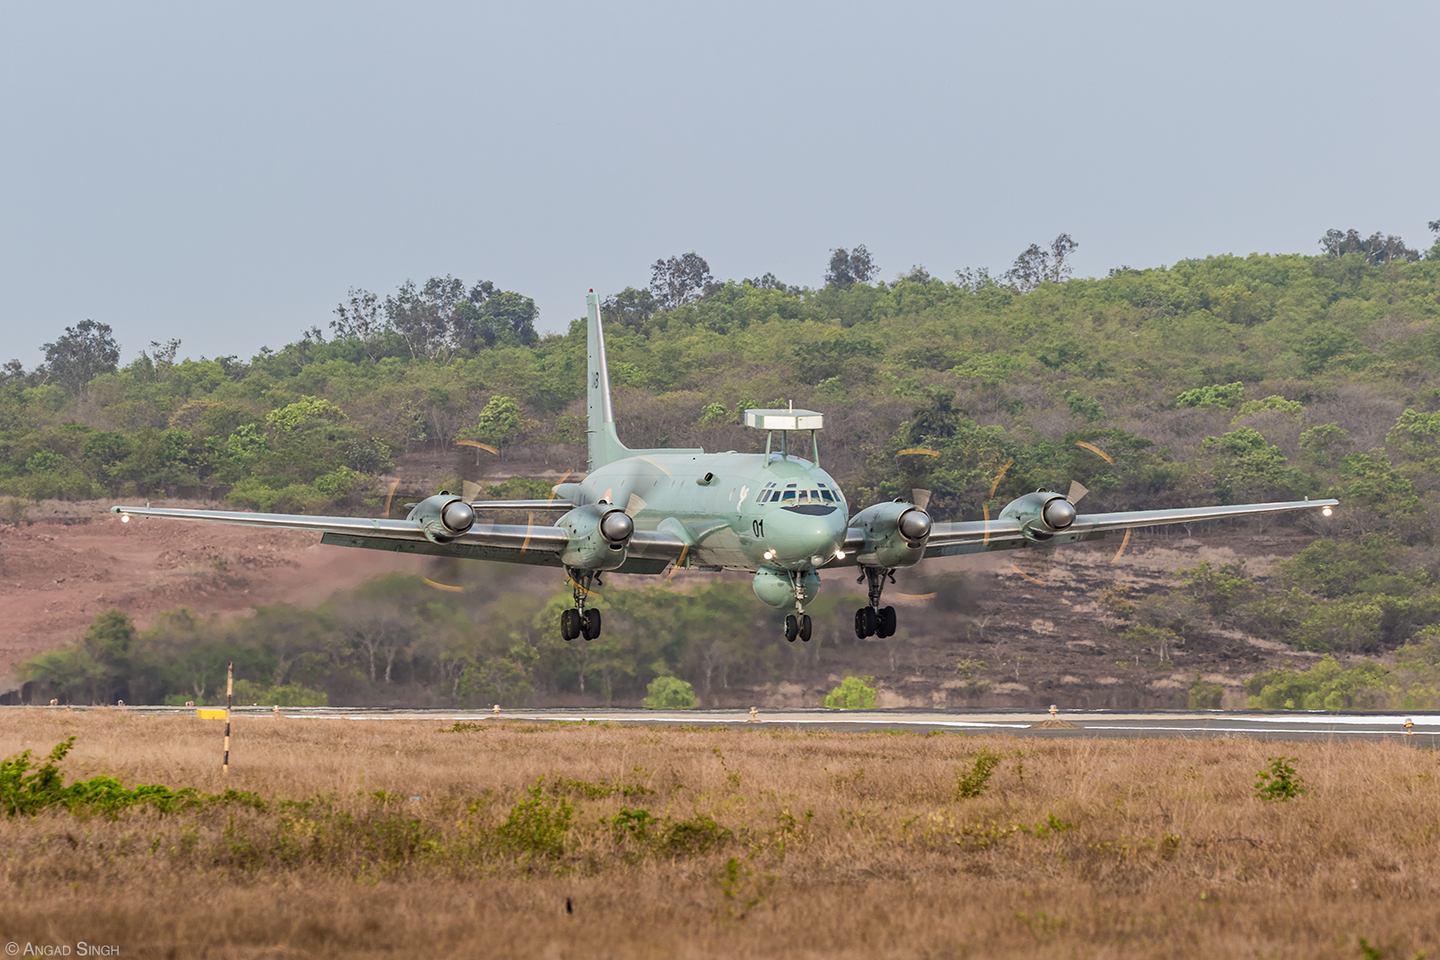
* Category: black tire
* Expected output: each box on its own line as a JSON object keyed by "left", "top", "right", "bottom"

{"left": 879, "top": 606, "right": 897, "bottom": 638}
{"left": 854, "top": 608, "right": 869, "bottom": 639}
{"left": 784, "top": 614, "right": 799, "bottom": 642}
{"left": 799, "top": 614, "right": 812, "bottom": 642}
{"left": 561, "top": 608, "right": 580, "bottom": 641}
{"left": 582, "top": 608, "right": 602, "bottom": 641}
{"left": 863, "top": 606, "right": 879, "bottom": 638}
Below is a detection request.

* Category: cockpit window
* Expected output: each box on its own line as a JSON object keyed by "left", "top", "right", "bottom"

{"left": 820, "top": 489, "right": 834, "bottom": 502}
{"left": 781, "top": 489, "right": 796, "bottom": 501}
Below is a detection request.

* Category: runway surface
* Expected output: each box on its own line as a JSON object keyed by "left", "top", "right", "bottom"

{"left": 17, "top": 705, "right": 1439, "bottom": 744}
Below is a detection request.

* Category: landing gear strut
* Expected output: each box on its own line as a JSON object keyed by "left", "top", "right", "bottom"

{"left": 783, "top": 569, "right": 814, "bottom": 643}
{"left": 854, "top": 566, "right": 898, "bottom": 639}
{"left": 560, "top": 569, "right": 603, "bottom": 642}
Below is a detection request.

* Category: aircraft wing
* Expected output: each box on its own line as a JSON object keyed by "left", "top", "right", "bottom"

{"left": 921, "top": 498, "right": 1338, "bottom": 558}
{"left": 108, "top": 504, "right": 687, "bottom": 574}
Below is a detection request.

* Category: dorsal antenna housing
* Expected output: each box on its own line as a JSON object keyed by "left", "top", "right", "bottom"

{"left": 745, "top": 408, "right": 824, "bottom": 466}
{"left": 744, "top": 409, "right": 824, "bottom": 431}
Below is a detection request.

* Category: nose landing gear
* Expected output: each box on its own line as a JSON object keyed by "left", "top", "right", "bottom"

{"left": 783, "top": 568, "right": 815, "bottom": 642}
{"left": 855, "top": 566, "right": 898, "bottom": 639}
{"left": 784, "top": 613, "right": 813, "bottom": 643}
{"left": 560, "top": 569, "right": 603, "bottom": 641}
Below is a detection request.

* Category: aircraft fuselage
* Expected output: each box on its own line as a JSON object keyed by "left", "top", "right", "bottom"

{"left": 569, "top": 451, "right": 848, "bottom": 573}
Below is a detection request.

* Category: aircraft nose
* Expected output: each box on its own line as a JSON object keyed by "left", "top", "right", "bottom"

{"left": 765, "top": 506, "right": 847, "bottom": 567}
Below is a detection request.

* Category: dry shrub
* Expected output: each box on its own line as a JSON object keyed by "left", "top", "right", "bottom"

{"left": 1, "top": 712, "right": 1438, "bottom": 958}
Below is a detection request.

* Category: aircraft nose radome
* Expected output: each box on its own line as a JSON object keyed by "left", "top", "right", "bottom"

{"left": 768, "top": 507, "right": 846, "bottom": 566}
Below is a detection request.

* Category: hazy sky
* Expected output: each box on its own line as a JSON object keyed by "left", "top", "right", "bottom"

{"left": 2, "top": 0, "right": 1436, "bottom": 366}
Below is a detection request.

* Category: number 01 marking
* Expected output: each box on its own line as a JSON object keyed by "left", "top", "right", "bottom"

{"left": 752, "top": 519, "right": 764, "bottom": 538}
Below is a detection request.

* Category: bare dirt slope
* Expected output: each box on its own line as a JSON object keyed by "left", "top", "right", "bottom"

{"left": 0, "top": 499, "right": 427, "bottom": 689}
{"left": 1, "top": 494, "right": 1332, "bottom": 707}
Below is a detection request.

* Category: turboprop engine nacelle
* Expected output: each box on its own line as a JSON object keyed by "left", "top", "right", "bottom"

{"left": 557, "top": 504, "right": 635, "bottom": 570}
{"left": 998, "top": 491, "right": 1076, "bottom": 542}
{"left": 409, "top": 494, "right": 476, "bottom": 544}
{"left": 850, "top": 500, "right": 932, "bottom": 568}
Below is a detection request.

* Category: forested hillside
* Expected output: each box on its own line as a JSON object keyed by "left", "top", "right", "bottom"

{"left": 5, "top": 233, "right": 1440, "bottom": 708}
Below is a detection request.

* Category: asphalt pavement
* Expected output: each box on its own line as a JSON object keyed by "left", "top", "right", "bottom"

{"left": 19, "top": 705, "right": 1434, "bottom": 744}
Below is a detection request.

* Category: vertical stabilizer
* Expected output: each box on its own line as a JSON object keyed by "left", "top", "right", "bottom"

{"left": 586, "top": 291, "right": 631, "bottom": 469}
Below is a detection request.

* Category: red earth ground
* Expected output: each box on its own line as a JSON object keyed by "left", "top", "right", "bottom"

{"left": 0, "top": 498, "right": 428, "bottom": 692}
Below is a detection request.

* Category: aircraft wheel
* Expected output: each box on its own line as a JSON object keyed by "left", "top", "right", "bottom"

{"left": 799, "top": 614, "right": 813, "bottom": 642}
{"left": 854, "top": 608, "right": 869, "bottom": 639}
{"left": 582, "top": 609, "right": 602, "bottom": 641}
{"left": 561, "top": 608, "right": 580, "bottom": 642}
{"left": 863, "top": 606, "right": 879, "bottom": 638}
{"left": 784, "top": 614, "right": 799, "bottom": 642}
{"left": 879, "top": 606, "right": 897, "bottom": 638}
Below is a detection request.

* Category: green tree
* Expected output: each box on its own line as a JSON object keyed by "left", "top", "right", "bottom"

{"left": 1188, "top": 674, "right": 1224, "bottom": 709}
{"left": 230, "top": 680, "right": 328, "bottom": 706}
{"left": 1245, "top": 656, "right": 1391, "bottom": 710}
{"left": 601, "top": 287, "right": 659, "bottom": 333}
{"left": 1176, "top": 382, "right": 1245, "bottom": 411}
{"left": 651, "top": 253, "right": 715, "bottom": 309}
{"left": 1200, "top": 428, "right": 1304, "bottom": 503}
{"left": 265, "top": 396, "right": 347, "bottom": 434}
{"left": 1174, "top": 561, "right": 1255, "bottom": 616}
{"left": 823, "top": 675, "right": 878, "bottom": 709}
{"left": 83, "top": 608, "right": 135, "bottom": 669}
{"left": 457, "top": 655, "right": 534, "bottom": 707}
{"left": 476, "top": 291, "right": 540, "bottom": 347}
{"left": 19, "top": 648, "right": 107, "bottom": 705}
{"left": 19, "top": 608, "right": 136, "bottom": 704}
{"left": 825, "top": 245, "right": 878, "bottom": 290}
{"left": 1386, "top": 409, "right": 1440, "bottom": 466}
{"left": 466, "top": 395, "right": 523, "bottom": 454}
{"left": 1298, "top": 423, "right": 1351, "bottom": 466}
{"left": 1004, "top": 234, "right": 1078, "bottom": 292}
{"left": 1318, "top": 228, "right": 1418, "bottom": 265}
{"left": 642, "top": 676, "right": 697, "bottom": 709}
{"left": 43, "top": 319, "right": 120, "bottom": 398}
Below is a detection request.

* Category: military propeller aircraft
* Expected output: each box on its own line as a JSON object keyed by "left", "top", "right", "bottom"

{"left": 113, "top": 291, "right": 1338, "bottom": 643}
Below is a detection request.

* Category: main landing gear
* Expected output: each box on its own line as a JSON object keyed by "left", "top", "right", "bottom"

{"left": 855, "top": 566, "right": 898, "bottom": 639}
{"left": 560, "top": 569, "right": 603, "bottom": 642}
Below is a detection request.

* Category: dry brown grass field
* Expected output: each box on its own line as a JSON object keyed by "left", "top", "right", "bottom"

{"left": 2, "top": 711, "right": 1437, "bottom": 959}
